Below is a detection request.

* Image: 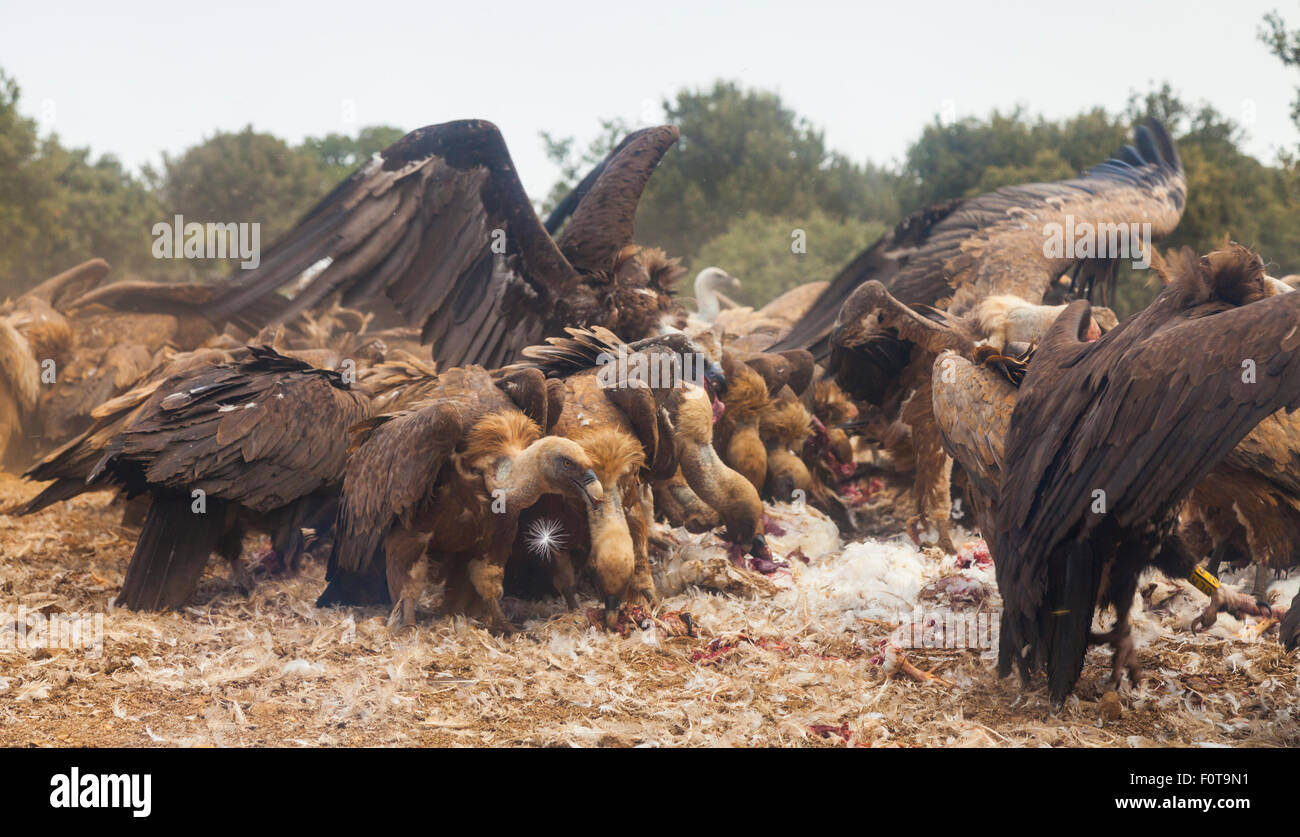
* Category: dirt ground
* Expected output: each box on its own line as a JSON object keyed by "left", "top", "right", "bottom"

{"left": 1, "top": 469, "right": 1297, "bottom": 748}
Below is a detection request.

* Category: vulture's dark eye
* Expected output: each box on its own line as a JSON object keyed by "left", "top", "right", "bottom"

{"left": 561, "top": 457, "right": 574, "bottom": 470}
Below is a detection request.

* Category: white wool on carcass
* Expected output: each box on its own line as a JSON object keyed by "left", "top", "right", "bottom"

{"left": 765, "top": 502, "right": 841, "bottom": 560}
{"left": 801, "top": 539, "right": 928, "bottom": 624}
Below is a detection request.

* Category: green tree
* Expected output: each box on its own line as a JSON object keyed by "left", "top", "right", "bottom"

{"left": 0, "top": 67, "right": 162, "bottom": 296}
{"left": 692, "top": 211, "right": 885, "bottom": 308}
{"left": 300, "top": 124, "right": 405, "bottom": 188}
{"left": 543, "top": 82, "right": 900, "bottom": 263}
{"left": 149, "top": 126, "right": 326, "bottom": 276}
{"left": 1261, "top": 9, "right": 1300, "bottom": 137}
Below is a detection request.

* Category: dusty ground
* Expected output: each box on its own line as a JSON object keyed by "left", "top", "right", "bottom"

{"left": 1, "top": 470, "right": 1297, "bottom": 748}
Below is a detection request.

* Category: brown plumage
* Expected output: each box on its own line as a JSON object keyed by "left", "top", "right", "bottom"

{"left": 993, "top": 244, "right": 1300, "bottom": 704}
{"left": 770, "top": 122, "right": 1183, "bottom": 549}
{"left": 8, "top": 346, "right": 238, "bottom": 516}
{"left": 715, "top": 355, "right": 770, "bottom": 493}
{"left": 663, "top": 382, "right": 769, "bottom": 561}
{"left": 713, "top": 281, "right": 830, "bottom": 348}
{"left": 774, "top": 120, "right": 1184, "bottom": 378}
{"left": 208, "top": 121, "right": 682, "bottom": 370}
{"left": 832, "top": 279, "right": 1103, "bottom": 551}
{"left": 505, "top": 372, "right": 653, "bottom": 621}
{"left": 0, "top": 317, "right": 41, "bottom": 467}
{"left": 502, "top": 326, "right": 736, "bottom": 615}
{"left": 320, "top": 365, "right": 603, "bottom": 632}
{"left": 760, "top": 396, "right": 814, "bottom": 501}
{"left": 1171, "top": 267, "right": 1300, "bottom": 623}
{"left": 87, "top": 346, "right": 371, "bottom": 610}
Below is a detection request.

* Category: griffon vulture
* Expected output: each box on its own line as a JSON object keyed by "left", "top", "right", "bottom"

{"left": 771, "top": 121, "right": 1184, "bottom": 549}
{"left": 320, "top": 365, "right": 603, "bottom": 632}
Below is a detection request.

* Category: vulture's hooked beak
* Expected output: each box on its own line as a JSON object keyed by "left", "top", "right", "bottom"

{"left": 750, "top": 534, "right": 771, "bottom": 562}
{"left": 578, "top": 469, "right": 604, "bottom": 505}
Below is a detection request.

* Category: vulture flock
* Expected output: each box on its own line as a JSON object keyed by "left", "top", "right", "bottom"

{"left": 4, "top": 116, "right": 1300, "bottom": 712}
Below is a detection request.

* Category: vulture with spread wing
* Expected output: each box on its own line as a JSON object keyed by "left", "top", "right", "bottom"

{"left": 209, "top": 121, "right": 685, "bottom": 370}
{"left": 772, "top": 121, "right": 1184, "bottom": 549}
{"left": 319, "top": 365, "right": 604, "bottom": 632}
{"left": 87, "top": 347, "right": 370, "bottom": 610}
{"left": 993, "top": 245, "right": 1300, "bottom": 704}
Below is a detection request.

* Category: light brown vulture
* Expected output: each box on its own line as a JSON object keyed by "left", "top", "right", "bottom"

{"left": 0, "top": 316, "right": 42, "bottom": 467}
{"left": 992, "top": 245, "right": 1300, "bottom": 704}
{"left": 318, "top": 365, "right": 603, "bottom": 632}
{"left": 208, "top": 121, "right": 685, "bottom": 370}
{"left": 500, "top": 328, "right": 727, "bottom": 619}
{"left": 86, "top": 346, "right": 371, "bottom": 610}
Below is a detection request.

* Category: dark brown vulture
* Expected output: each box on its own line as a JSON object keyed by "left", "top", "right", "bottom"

{"left": 8, "top": 346, "right": 239, "bottom": 516}
{"left": 830, "top": 279, "right": 1105, "bottom": 549}
{"left": 774, "top": 119, "right": 1184, "bottom": 369}
{"left": 86, "top": 346, "right": 370, "bottom": 610}
{"left": 993, "top": 245, "right": 1300, "bottom": 704}
{"left": 771, "top": 121, "right": 1184, "bottom": 549}
{"left": 208, "top": 120, "right": 685, "bottom": 370}
{"left": 319, "top": 365, "right": 603, "bottom": 632}
{"left": 1283, "top": 591, "right": 1300, "bottom": 651}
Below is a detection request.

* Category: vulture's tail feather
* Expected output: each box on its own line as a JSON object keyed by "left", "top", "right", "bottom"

{"left": 117, "top": 495, "right": 225, "bottom": 611}
{"left": 1044, "top": 542, "right": 1098, "bottom": 706}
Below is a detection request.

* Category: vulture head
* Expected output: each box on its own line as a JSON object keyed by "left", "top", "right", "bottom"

{"left": 975, "top": 295, "right": 1101, "bottom": 348}
{"left": 760, "top": 398, "right": 816, "bottom": 503}
{"left": 693, "top": 267, "right": 741, "bottom": 323}
{"left": 463, "top": 413, "right": 603, "bottom": 510}
{"left": 525, "top": 435, "right": 605, "bottom": 508}
{"left": 573, "top": 427, "right": 646, "bottom": 619}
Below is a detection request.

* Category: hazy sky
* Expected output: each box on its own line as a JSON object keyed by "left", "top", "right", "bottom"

{"left": 3, "top": 1, "right": 1297, "bottom": 196}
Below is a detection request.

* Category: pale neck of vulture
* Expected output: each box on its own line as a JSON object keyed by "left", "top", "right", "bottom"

{"left": 669, "top": 385, "right": 763, "bottom": 545}
{"left": 694, "top": 268, "right": 738, "bottom": 323}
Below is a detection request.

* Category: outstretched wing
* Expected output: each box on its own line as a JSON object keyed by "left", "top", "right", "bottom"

{"left": 209, "top": 120, "right": 581, "bottom": 370}
{"left": 775, "top": 120, "right": 1185, "bottom": 401}
{"left": 552, "top": 126, "right": 679, "bottom": 274}
{"left": 543, "top": 126, "right": 673, "bottom": 236}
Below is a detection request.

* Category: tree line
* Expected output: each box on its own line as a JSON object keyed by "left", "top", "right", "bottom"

{"left": 2, "top": 13, "right": 1298, "bottom": 315}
